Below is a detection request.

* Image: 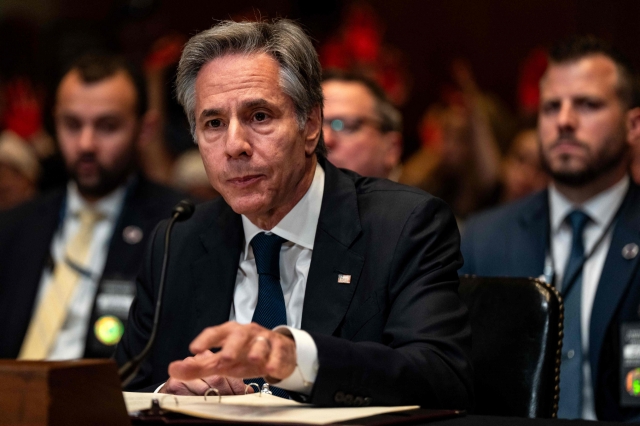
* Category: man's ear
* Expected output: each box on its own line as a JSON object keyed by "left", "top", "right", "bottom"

{"left": 627, "top": 107, "right": 640, "bottom": 146}
{"left": 137, "top": 109, "right": 160, "bottom": 150}
{"left": 304, "top": 106, "right": 322, "bottom": 156}
{"left": 383, "top": 131, "right": 403, "bottom": 170}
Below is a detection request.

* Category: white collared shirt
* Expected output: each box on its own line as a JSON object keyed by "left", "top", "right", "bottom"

{"left": 34, "top": 182, "right": 127, "bottom": 360}
{"left": 548, "top": 175, "right": 629, "bottom": 420}
{"left": 229, "top": 163, "right": 324, "bottom": 394}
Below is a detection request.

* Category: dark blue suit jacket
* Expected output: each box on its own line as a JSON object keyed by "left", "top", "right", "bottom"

{"left": 115, "top": 158, "right": 473, "bottom": 409}
{"left": 460, "top": 182, "right": 640, "bottom": 421}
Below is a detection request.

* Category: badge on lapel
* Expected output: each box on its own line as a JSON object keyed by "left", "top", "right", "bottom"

{"left": 622, "top": 243, "right": 639, "bottom": 260}
{"left": 123, "top": 225, "right": 143, "bottom": 244}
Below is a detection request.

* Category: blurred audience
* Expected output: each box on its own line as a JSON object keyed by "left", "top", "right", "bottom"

{"left": 400, "top": 61, "right": 505, "bottom": 220}
{"left": 322, "top": 70, "right": 402, "bottom": 179}
{"left": 500, "top": 128, "right": 549, "bottom": 202}
{"left": 0, "top": 53, "right": 186, "bottom": 360}
{"left": 0, "top": 131, "right": 40, "bottom": 210}
{"left": 172, "top": 148, "right": 218, "bottom": 201}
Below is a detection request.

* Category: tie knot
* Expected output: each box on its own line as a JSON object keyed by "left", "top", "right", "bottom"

{"left": 566, "top": 210, "right": 590, "bottom": 236}
{"left": 76, "top": 208, "right": 105, "bottom": 228}
{"left": 251, "top": 232, "right": 286, "bottom": 277}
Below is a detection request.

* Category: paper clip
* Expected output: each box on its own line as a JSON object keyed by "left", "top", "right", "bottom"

{"left": 204, "top": 387, "right": 221, "bottom": 403}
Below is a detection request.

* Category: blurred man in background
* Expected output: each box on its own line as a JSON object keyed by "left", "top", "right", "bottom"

{"left": 0, "top": 53, "right": 186, "bottom": 360}
{"left": 461, "top": 36, "right": 640, "bottom": 421}
{"left": 321, "top": 71, "right": 402, "bottom": 180}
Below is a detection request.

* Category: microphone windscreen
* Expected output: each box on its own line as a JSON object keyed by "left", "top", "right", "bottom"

{"left": 173, "top": 200, "right": 195, "bottom": 221}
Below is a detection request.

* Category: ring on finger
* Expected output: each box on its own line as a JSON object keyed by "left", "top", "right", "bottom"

{"left": 253, "top": 335, "right": 271, "bottom": 350}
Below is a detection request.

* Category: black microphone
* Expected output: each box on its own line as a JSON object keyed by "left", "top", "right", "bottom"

{"left": 119, "top": 199, "right": 195, "bottom": 387}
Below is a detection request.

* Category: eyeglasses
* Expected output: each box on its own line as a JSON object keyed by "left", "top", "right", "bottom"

{"left": 322, "top": 116, "right": 383, "bottom": 135}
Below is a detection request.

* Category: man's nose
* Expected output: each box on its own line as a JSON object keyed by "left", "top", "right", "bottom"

{"left": 556, "top": 102, "right": 577, "bottom": 132}
{"left": 225, "top": 120, "right": 252, "bottom": 158}
{"left": 78, "top": 127, "right": 97, "bottom": 151}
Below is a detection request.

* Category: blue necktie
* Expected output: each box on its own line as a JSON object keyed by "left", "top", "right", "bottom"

{"left": 244, "top": 232, "right": 289, "bottom": 398}
{"left": 558, "top": 210, "right": 590, "bottom": 419}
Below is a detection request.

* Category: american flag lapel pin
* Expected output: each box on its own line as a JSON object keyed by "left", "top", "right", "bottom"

{"left": 338, "top": 274, "right": 351, "bottom": 284}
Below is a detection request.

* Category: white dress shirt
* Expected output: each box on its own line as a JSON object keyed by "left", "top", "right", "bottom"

{"left": 230, "top": 163, "right": 324, "bottom": 394}
{"left": 548, "top": 176, "right": 629, "bottom": 420}
{"left": 34, "top": 182, "right": 127, "bottom": 360}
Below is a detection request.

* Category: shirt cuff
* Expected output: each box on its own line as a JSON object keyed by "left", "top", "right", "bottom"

{"left": 270, "top": 326, "right": 318, "bottom": 395}
{"left": 154, "top": 382, "right": 165, "bottom": 393}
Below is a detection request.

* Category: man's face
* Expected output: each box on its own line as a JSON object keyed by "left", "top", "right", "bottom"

{"left": 55, "top": 70, "right": 141, "bottom": 200}
{"left": 538, "top": 55, "right": 629, "bottom": 187}
{"left": 193, "top": 53, "right": 319, "bottom": 223}
{"left": 322, "top": 80, "right": 400, "bottom": 178}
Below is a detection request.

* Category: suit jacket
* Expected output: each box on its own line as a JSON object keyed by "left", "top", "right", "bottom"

{"left": 115, "top": 159, "right": 473, "bottom": 409}
{"left": 0, "top": 176, "right": 187, "bottom": 358}
{"left": 460, "top": 183, "right": 640, "bottom": 421}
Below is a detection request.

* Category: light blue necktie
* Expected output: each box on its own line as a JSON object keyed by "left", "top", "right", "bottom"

{"left": 558, "top": 210, "right": 590, "bottom": 419}
{"left": 244, "top": 232, "right": 289, "bottom": 398}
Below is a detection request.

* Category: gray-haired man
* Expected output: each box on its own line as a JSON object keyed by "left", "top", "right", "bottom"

{"left": 116, "top": 19, "right": 472, "bottom": 409}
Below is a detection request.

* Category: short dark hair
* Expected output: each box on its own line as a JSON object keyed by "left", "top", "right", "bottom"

{"left": 322, "top": 69, "right": 402, "bottom": 133}
{"left": 62, "top": 53, "right": 148, "bottom": 117}
{"left": 548, "top": 35, "right": 640, "bottom": 109}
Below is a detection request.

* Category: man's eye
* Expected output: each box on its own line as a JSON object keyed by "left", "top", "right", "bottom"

{"left": 541, "top": 102, "right": 560, "bottom": 114}
{"left": 254, "top": 112, "right": 268, "bottom": 122}
{"left": 207, "top": 119, "right": 222, "bottom": 128}
{"left": 97, "top": 122, "right": 119, "bottom": 132}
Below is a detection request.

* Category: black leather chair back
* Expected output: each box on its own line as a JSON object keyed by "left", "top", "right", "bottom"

{"left": 459, "top": 276, "right": 562, "bottom": 418}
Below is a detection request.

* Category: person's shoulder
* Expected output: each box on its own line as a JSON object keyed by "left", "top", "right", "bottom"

{"left": 0, "top": 187, "right": 64, "bottom": 224}
{"left": 0, "top": 188, "right": 64, "bottom": 243}
{"left": 464, "top": 190, "right": 547, "bottom": 233}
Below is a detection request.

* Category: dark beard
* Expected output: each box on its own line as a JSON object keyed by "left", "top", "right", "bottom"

{"left": 540, "top": 139, "right": 629, "bottom": 187}
{"left": 68, "top": 154, "right": 135, "bottom": 199}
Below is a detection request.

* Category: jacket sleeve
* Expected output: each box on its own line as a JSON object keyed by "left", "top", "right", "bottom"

{"left": 308, "top": 197, "right": 473, "bottom": 410}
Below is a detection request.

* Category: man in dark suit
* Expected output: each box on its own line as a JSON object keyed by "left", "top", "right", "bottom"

{"left": 115, "top": 19, "right": 473, "bottom": 409}
{"left": 460, "top": 36, "right": 640, "bottom": 421}
{"left": 0, "top": 54, "right": 185, "bottom": 360}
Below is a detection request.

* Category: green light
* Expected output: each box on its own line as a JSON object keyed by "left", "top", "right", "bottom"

{"left": 94, "top": 315, "right": 124, "bottom": 346}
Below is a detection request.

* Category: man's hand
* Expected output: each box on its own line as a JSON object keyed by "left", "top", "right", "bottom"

{"left": 168, "top": 322, "right": 297, "bottom": 386}
{"left": 160, "top": 350, "right": 252, "bottom": 395}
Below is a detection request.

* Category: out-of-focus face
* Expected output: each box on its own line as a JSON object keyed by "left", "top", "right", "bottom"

{"left": 193, "top": 53, "right": 320, "bottom": 227}
{"left": 322, "top": 80, "right": 400, "bottom": 178}
{"left": 55, "top": 70, "right": 141, "bottom": 201}
{"left": 538, "top": 55, "right": 629, "bottom": 187}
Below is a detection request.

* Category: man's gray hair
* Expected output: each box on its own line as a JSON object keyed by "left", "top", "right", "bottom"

{"left": 176, "top": 19, "right": 326, "bottom": 156}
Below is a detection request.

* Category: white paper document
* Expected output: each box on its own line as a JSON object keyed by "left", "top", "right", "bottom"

{"left": 123, "top": 392, "right": 420, "bottom": 424}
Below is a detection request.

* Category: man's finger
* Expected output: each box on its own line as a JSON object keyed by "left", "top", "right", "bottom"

{"left": 264, "top": 334, "right": 297, "bottom": 380}
{"left": 189, "top": 323, "right": 235, "bottom": 354}
{"left": 169, "top": 351, "right": 220, "bottom": 380}
{"left": 246, "top": 335, "right": 271, "bottom": 366}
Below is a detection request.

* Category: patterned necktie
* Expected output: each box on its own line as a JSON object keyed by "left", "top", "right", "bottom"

{"left": 558, "top": 210, "right": 590, "bottom": 419}
{"left": 245, "top": 232, "right": 289, "bottom": 398}
{"left": 19, "top": 208, "right": 104, "bottom": 360}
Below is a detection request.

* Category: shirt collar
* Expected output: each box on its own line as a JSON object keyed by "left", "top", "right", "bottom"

{"left": 66, "top": 181, "right": 128, "bottom": 221}
{"left": 241, "top": 162, "right": 325, "bottom": 259}
{"left": 549, "top": 175, "right": 629, "bottom": 233}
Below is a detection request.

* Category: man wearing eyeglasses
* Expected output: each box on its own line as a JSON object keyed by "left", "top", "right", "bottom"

{"left": 322, "top": 71, "right": 403, "bottom": 180}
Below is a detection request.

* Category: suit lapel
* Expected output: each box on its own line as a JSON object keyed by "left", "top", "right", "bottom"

{"left": 302, "top": 160, "right": 364, "bottom": 335}
{"left": 513, "top": 190, "right": 549, "bottom": 278}
{"left": 590, "top": 183, "right": 640, "bottom": 384}
{"left": 192, "top": 203, "right": 243, "bottom": 332}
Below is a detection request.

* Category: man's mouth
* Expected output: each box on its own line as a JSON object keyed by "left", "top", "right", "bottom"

{"left": 227, "top": 174, "right": 264, "bottom": 187}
